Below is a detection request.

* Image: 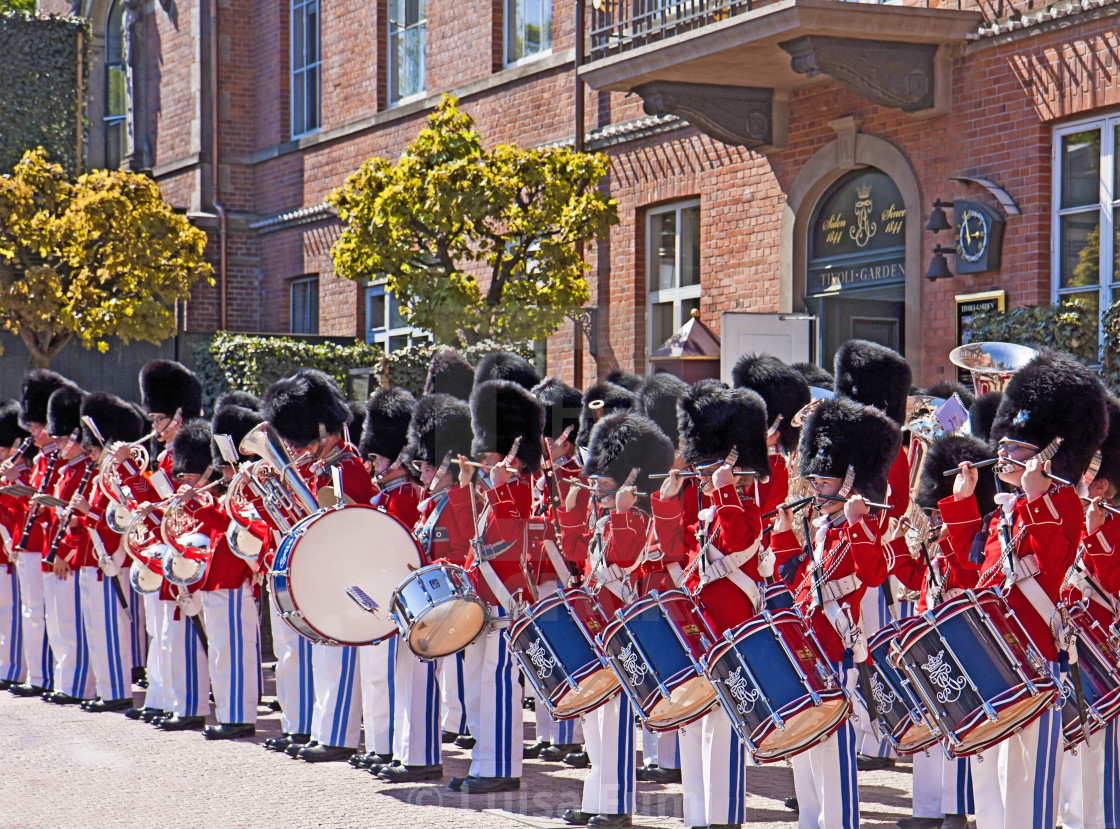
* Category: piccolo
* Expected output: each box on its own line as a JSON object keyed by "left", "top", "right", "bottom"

{"left": 761, "top": 495, "right": 815, "bottom": 520}
{"left": 941, "top": 458, "right": 1000, "bottom": 477}
{"left": 1002, "top": 456, "right": 1073, "bottom": 487}
{"left": 816, "top": 493, "right": 893, "bottom": 511}
{"left": 648, "top": 469, "right": 762, "bottom": 480}
{"left": 566, "top": 479, "right": 649, "bottom": 498}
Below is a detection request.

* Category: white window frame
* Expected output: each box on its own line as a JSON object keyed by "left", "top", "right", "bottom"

{"left": 104, "top": 0, "right": 129, "bottom": 169}
{"left": 388, "top": 0, "right": 427, "bottom": 105}
{"left": 290, "top": 0, "right": 321, "bottom": 138}
{"left": 504, "top": 0, "right": 552, "bottom": 68}
{"left": 646, "top": 199, "right": 701, "bottom": 363}
{"left": 290, "top": 276, "right": 319, "bottom": 334}
{"left": 365, "top": 281, "right": 429, "bottom": 352}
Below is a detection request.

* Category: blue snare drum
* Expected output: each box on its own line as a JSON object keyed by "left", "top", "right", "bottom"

{"left": 1058, "top": 604, "right": 1120, "bottom": 750}
{"left": 763, "top": 581, "right": 795, "bottom": 612}
{"left": 866, "top": 619, "right": 940, "bottom": 755}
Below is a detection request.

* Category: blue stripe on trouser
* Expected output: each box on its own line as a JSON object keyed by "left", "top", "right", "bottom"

{"left": 330, "top": 647, "right": 357, "bottom": 746}
{"left": 426, "top": 660, "right": 439, "bottom": 765}
{"left": 185, "top": 620, "right": 198, "bottom": 715}
{"left": 387, "top": 638, "right": 397, "bottom": 754}
{"left": 495, "top": 633, "right": 510, "bottom": 777}
{"left": 298, "top": 636, "right": 314, "bottom": 732}
{"left": 227, "top": 590, "right": 243, "bottom": 723}
{"left": 617, "top": 695, "right": 635, "bottom": 814}
{"left": 1105, "top": 720, "right": 1120, "bottom": 826}
{"left": 69, "top": 577, "right": 90, "bottom": 697}
{"left": 839, "top": 719, "right": 859, "bottom": 829}
{"left": 456, "top": 652, "right": 468, "bottom": 733}
{"left": 131, "top": 586, "right": 145, "bottom": 669}
{"left": 7, "top": 570, "right": 23, "bottom": 681}
{"left": 729, "top": 729, "right": 744, "bottom": 824}
{"left": 1033, "top": 705, "right": 1061, "bottom": 829}
{"left": 102, "top": 577, "right": 125, "bottom": 699}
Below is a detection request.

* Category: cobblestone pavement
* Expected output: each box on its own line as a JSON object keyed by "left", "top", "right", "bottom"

{"left": 0, "top": 665, "right": 923, "bottom": 829}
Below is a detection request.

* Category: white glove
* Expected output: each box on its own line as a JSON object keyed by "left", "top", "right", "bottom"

{"left": 176, "top": 590, "right": 203, "bottom": 617}
{"left": 757, "top": 547, "right": 775, "bottom": 579}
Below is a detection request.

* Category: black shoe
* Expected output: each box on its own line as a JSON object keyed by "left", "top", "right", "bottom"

{"left": 286, "top": 739, "right": 314, "bottom": 757}
{"left": 0, "top": 679, "right": 13, "bottom": 691}
{"left": 9, "top": 683, "right": 46, "bottom": 697}
{"left": 939, "top": 815, "right": 967, "bottom": 829}
{"left": 264, "top": 734, "right": 292, "bottom": 752}
{"left": 379, "top": 763, "right": 444, "bottom": 782}
{"left": 708, "top": 825, "right": 742, "bottom": 829}
{"left": 159, "top": 715, "right": 206, "bottom": 731}
{"left": 349, "top": 752, "right": 372, "bottom": 769}
{"left": 896, "top": 820, "right": 944, "bottom": 829}
{"left": 587, "top": 815, "right": 631, "bottom": 828}
{"left": 204, "top": 723, "right": 256, "bottom": 740}
{"left": 563, "top": 809, "right": 594, "bottom": 825}
{"left": 563, "top": 751, "right": 590, "bottom": 769}
{"left": 541, "top": 742, "right": 581, "bottom": 762}
{"left": 522, "top": 696, "right": 535, "bottom": 711}
{"left": 368, "top": 760, "right": 396, "bottom": 776}
{"left": 298, "top": 744, "right": 356, "bottom": 763}
{"left": 784, "top": 796, "right": 799, "bottom": 812}
{"left": 442, "top": 730, "right": 458, "bottom": 744}
{"left": 641, "top": 765, "right": 681, "bottom": 783}
{"left": 856, "top": 753, "right": 896, "bottom": 772}
{"left": 140, "top": 707, "right": 167, "bottom": 723}
{"left": 524, "top": 739, "right": 550, "bottom": 759}
{"left": 48, "top": 692, "right": 85, "bottom": 706}
{"left": 267, "top": 699, "right": 282, "bottom": 712}
{"left": 82, "top": 697, "right": 133, "bottom": 713}
{"left": 459, "top": 776, "right": 520, "bottom": 794}
{"left": 448, "top": 776, "right": 468, "bottom": 791}
{"left": 132, "top": 666, "right": 147, "bottom": 687}
{"left": 125, "top": 706, "right": 150, "bottom": 720}
{"left": 454, "top": 734, "right": 476, "bottom": 749}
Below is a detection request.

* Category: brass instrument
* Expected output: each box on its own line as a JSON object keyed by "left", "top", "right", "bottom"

{"left": 949, "top": 342, "right": 1038, "bottom": 397}
{"left": 238, "top": 422, "right": 320, "bottom": 529}
{"left": 96, "top": 427, "right": 159, "bottom": 523}
{"left": 123, "top": 505, "right": 166, "bottom": 594}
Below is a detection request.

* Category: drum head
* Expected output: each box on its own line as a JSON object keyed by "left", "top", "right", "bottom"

{"left": 755, "top": 698, "right": 850, "bottom": 761}
{"left": 287, "top": 505, "right": 423, "bottom": 645}
{"left": 646, "top": 676, "right": 718, "bottom": 731}
{"left": 950, "top": 692, "right": 1054, "bottom": 758}
{"left": 554, "top": 669, "right": 621, "bottom": 718}
{"left": 407, "top": 598, "right": 487, "bottom": 658}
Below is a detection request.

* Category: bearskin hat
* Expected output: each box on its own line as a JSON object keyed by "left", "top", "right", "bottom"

{"left": 639, "top": 373, "right": 688, "bottom": 448}
{"left": 210, "top": 402, "right": 263, "bottom": 467}
{"left": 470, "top": 379, "right": 545, "bottom": 474}
{"left": 474, "top": 351, "right": 540, "bottom": 391}
{"left": 969, "top": 392, "right": 1001, "bottom": 443}
{"left": 1091, "top": 395, "right": 1120, "bottom": 492}
{"left": 731, "top": 353, "right": 811, "bottom": 453}
{"left": 424, "top": 348, "right": 475, "bottom": 401}
{"left": 990, "top": 349, "right": 1107, "bottom": 483}
{"left": 532, "top": 377, "right": 583, "bottom": 442}
{"left": 20, "top": 369, "right": 70, "bottom": 428}
{"left": 605, "top": 369, "right": 643, "bottom": 393}
{"left": 576, "top": 381, "right": 640, "bottom": 447}
{"left": 360, "top": 387, "right": 416, "bottom": 462}
{"left": 677, "top": 384, "right": 769, "bottom": 474}
{"left": 139, "top": 360, "right": 203, "bottom": 420}
{"left": 917, "top": 433, "right": 998, "bottom": 515}
{"left": 792, "top": 362, "right": 834, "bottom": 392}
{"left": 262, "top": 369, "right": 351, "bottom": 446}
{"left": 798, "top": 396, "right": 901, "bottom": 503}
{"left": 46, "top": 384, "right": 87, "bottom": 439}
{"left": 171, "top": 420, "right": 214, "bottom": 477}
{"left": 0, "top": 400, "right": 29, "bottom": 448}
{"left": 582, "top": 412, "right": 675, "bottom": 496}
{"left": 347, "top": 400, "right": 367, "bottom": 449}
{"left": 924, "top": 380, "right": 975, "bottom": 411}
{"left": 214, "top": 390, "right": 261, "bottom": 412}
{"left": 80, "top": 392, "right": 145, "bottom": 450}
{"left": 406, "top": 393, "right": 474, "bottom": 467}
{"left": 834, "top": 340, "right": 911, "bottom": 426}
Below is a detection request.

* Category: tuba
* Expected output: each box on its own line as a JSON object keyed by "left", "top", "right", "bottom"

{"left": 159, "top": 481, "right": 221, "bottom": 587}
{"left": 949, "top": 342, "right": 1038, "bottom": 397}
{"left": 238, "top": 423, "right": 320, "bottom": 528}
{"left": 123, "top": 507, "right": 166, "bottom": 593}
{"left": 222, "top": 467, "right": 267, "bottom": 562}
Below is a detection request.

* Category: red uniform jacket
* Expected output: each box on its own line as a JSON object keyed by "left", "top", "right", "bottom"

{"left": 17, "top": 448, "right": 61, "bottom": 555}
{"left": 449, "top": 478, "right": 533, "bottom": 608}
{"left": 1063, "top": 512, "right": 1120, "bottom": 628}
{"left": 306, "top": 444, "right": 376, "bottom": 507}
{"left": 43, "top": 455, "right": 93, "bottom": 570}
{"left": 886, "top": 450, "right": 911, "bottom": 520}
{"left": 371, "top": 476, "right": 420, "bottom": 531}
{"left": 415, "top": 485, "right": 476, "bottom": 567}
{"left": 756, "top": 452, "right": 790, "bottom": 517}
{"left": 528, "top": 455, "right": 588, "bottom": 585}
{"left": 69, "top": 476, "right": 123, "bottom": 572}
{"left": 0, "top": 464, "right": 32, "bottom": 570}
{"left": 557, "top": 502, "right": 650, "bottom": 616}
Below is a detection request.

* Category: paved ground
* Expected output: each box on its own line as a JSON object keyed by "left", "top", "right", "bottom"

{"left": 0, "top": 665, "right": 925, "bottom": 829}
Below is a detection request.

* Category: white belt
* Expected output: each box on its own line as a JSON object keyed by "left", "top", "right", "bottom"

{"left": 477, "top": 560, "right": 529, "bottom": 623}
{"left": 818, "top": 573, "right": 862, "bottom": 604}
{"left": 698, "top": 540, "right": 761, "bottom": 613}
{"left": 1009, "top": 553, "right": 1041, "bottom": 583}
{"left": 540, "top": 538, "right": 570, "bottom": 584}
{"left": 589, "top": 563, "right": 633, "bottom": 603}
{"left": 1068, "top": 569, "right": 1118, "bottom": 616}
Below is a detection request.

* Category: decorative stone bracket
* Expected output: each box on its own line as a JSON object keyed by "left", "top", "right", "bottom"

{"left": 632, "top": 81, "right": 788, "bottom": 152}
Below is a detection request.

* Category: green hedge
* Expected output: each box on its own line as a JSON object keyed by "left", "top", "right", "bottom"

{"left": 0, "top": 13, "right": 89, "bottom": 176}
{"left": 379, "top": 340, "right": 536, "bottom": 395}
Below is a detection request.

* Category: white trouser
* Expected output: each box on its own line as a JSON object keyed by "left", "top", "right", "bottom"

{"left": 270, "top": 589, "right": 313, "bottom": 734}
{"left": 310, "top": 643, "right": 361, "bottom": 748}
{"left": 160, "top": 599, "right": 210, "bottom": 717}
{"left": 641, "top": 729, "right": 678, "bottom": 769}
{"left": 200, "top": 587, "right": 259, "bottom": 724}
{"left": 129, "top": 583, "right": 146, "bottom": 670}
{"left": 972, "top": 699, "right": 1063, "bottom": 829}
{"left": 43, "top": 571, "right": 92, "bottom": 698}
{"left": 15, "top": 553, "right": 51, "bottom": 688}
{"left": 679, "top": 712, "right": 746, "bottom": 826}
{"left": 791, "top": 718, "right": 860, "bottom": 829}
{"left": 461, "top": 614, "right": 522, "bottom": 779}
{"left": 0, "top": 563, "right": 25, "bottom": 683}
{"left": 391, "top": 643, "right": 442, "bottom": 766}
{"left": 78, "top": 568, "right": 132, "bottom": 701}
{"left": 854, "top": 581, "right": 912, "bottom": 758}
{"left": 441, "top": 651, "right": 468, "bottom": 735}
{"left": 359, "top": 638, "right": 396, "bottom": 755}
{"left": 1061, "top": 718, "right": 1120, "bottom": 829}
{"left": 142, "top": 593, "right": 164, "bottom": 710}
{"left": 582, "top": 693, "right": 636, "bottom": 815}
{"left": 912, "top": 747, "right": 973, "bottom": 818}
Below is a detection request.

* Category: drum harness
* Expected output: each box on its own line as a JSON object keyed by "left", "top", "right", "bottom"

{"left": 684, "top": 484, "right": 763, "bottom": 614}
{"left": 467, "top": 463, "right": 535, "bottom": 625}
{"left": 415, "top": 487, "right": 453, "bottom": 561}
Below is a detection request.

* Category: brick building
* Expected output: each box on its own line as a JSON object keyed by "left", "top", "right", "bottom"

{"left": 47, "top": 0, "right": 1120, "bottom": 388}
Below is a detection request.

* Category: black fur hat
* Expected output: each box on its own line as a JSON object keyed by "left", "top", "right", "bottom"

{"left": 424, "top": 348, "right": 476, "bottom": 401}
{"left": 917, "top": 433, "right": 998, "bottom": 515}
{"left": 731, "top": 353, "right": 811, "bottom": 453}
{"left": 924, "top": 380, "right": 975, "bottom": 411}
{"left": 171, "top": 420, "right": 214, "bottom": 477}
{"left": 46, "top": 384, "right": 87, "bottom": 439}
{"left": 211, "top": 403, "right": 263, "bottom": 466}
{"left": 406, "top": 393, "right": 474, "bottom": 467}
{"left": 639, "top": 373, "right": 688, "bottom": 448}
{"left": 990, "top": 349, "right": 1107, "bottom": 483}
{"left": 262, "top": 369, "right": 351, "bottom": 446}
{"left": 792, "top": 362, "right": 834, "bottom": 392}
{"left": 470, "top": 379, "right": 545, "bottom": 474}
{"left": 80, "top": 392, "right": 145, "bottom": 450}
{"left": 577, "top": 381, "right": 640, "bottom": 447}
{"left": 969, "top": 392, "right": 1001, "bottom": 443}
{"left": 677, "top": 384, "right": 769, "bottom": 474}
{"left": 139, "top": 360, "right": 203, "bottom": 420}
{"left": 360, "top": 387, "right": 416, "bottom": 462}
{"left": 582, "top": 412, "right": 675, "bottom": 496}
{"left": 19, "top": 369, "right": 70, "bottom": 428}
{"left": 215, "top": 390, "right": 261, "bottom": 412}
{"left": 605, "top": 369, "right": 643, "bottom": 393}
{"left": 347, "top": 400, "right": 366, "bottom": 449}
{"left": 532, "top": 377, "right": 583, "bottom": 442}
{"left": 834, "top": 340, "right": 911, "bottom": 425}
{"left": 798, "top": 396, "right": 901, "bottom": 503}
{"left": 474, "top": 351, "right": 540, "bottom": 391}
{"left": 0, "top": 400, "right": 29, "bottom": 448}
{"left": 1091, "top": 395, "right": 1120, "bottom": 492}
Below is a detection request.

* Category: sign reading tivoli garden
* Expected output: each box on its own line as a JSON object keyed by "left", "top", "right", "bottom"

{"left": 807, "top": 169, "right": 906, "bottom": 296}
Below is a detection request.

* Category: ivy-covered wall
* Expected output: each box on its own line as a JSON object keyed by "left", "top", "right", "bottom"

{"left": 0, "top": 13, "right": 90, "bottom": 176}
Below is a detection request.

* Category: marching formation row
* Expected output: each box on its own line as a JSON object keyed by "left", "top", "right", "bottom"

{"left": 0, "top": 340, "right": 1117, "bottom": 829}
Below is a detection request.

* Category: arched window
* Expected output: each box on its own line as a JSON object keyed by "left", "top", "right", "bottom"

{"left": 104, "top": 0, "right": 128, "bottom": 168}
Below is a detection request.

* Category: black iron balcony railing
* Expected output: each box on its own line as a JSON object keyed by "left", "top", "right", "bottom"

{"left": 588, "top": 0, "right": 753, "bottom": 61}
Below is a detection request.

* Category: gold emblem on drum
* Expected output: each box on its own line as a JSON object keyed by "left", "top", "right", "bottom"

{"left": 796, "top": 648, "right": 813, "bottom": 662}
{"left": 726, "top": 666, "right": 761, "bottom": 715}
{"left": 683, "top": 624, "right": 700, "bottom": 635}
{"left": 618, "top": 643, "right": 648, "bottom": 686}
{"left": 586, "top": 620, "right": 602, "bottom": 632}
{"left": 526, "top": 638, "right": 556, "bottom": 680}
{"left": 920, "top": 650, "right": 966, "bottom": 704}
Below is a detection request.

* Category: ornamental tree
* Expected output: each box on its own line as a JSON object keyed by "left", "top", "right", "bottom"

{"left": 0, "top": 148, "right": 213, "bottom": 368}
{"left": 329, "top": 95, "right": 618, "bottom": 346}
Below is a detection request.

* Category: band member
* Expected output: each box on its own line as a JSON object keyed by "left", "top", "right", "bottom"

{"left": 770, "top": 395, "right": 901, "bottom": 829}
{"left": 560, "top": 411, "right": 674, "bottom": 829}
{"left": 423, "top": 347, "right": 476, "bottom": 402}
{"left": 792, "top": 362, "right": 834, "bottom": 392}
{"left": 474, "top": 350, "right": 541, "bottom": 391}
{"left": 445, "top": 378, "right": 544, "bottom": 794}
{"left": 941, "top": 349, "right": 1106, "bottom": 829}
{"left": 576, "top": 380, "right": 639, "bottom": 448}
{"left": 263, "top": 369, "right": 373, "bottom": 762}
{"left": 0, "top": 400, "right": 30, "bottom": 690}
{"left": 637, "top": 373, "right": 687, "bottom": 450}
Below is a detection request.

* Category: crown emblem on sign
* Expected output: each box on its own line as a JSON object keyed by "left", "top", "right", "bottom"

{"left": 856, "top": 183, "right": 872, "bottom": 199}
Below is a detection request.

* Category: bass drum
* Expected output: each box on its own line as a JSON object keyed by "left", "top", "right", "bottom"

{"left": 271, "top": 505, "right": 423, "bottom": 646}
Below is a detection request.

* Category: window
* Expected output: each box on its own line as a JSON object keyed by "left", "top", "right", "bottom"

{"left": 104, "top": 0, "right": 128, "bottom": 169}
{"left": 291, "top": 0, "right": 321, "bottom": 137}
{"left": 291, "top": 276, "right": 319, "bottom": 334}
{"left": 647, "top": 200, "right": 701, "bottom": 355}
{"left": 388, "top": 0, "right": 426, "bottom": 103}
{"left": 505, "top": 0, "right": 551, "bottom": 65}
{"left": 366, "top": 282, "right": 429, "bottom": 352}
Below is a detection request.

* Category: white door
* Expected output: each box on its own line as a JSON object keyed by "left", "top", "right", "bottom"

{"left": 720, "top": 312, "right": 816, "bottom": 385}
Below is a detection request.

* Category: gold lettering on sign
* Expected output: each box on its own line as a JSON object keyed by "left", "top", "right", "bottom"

{"left": 881, "top": 203, "right": 905, "bottom": 236}
{"left": 850, "top": 183, "right": 877, "bottom": 248}
{"left": 820, "top": 262, "right": 905, "bottom": 288}
{"left": 823, "top": 213, "right": 847, "bottom": 247}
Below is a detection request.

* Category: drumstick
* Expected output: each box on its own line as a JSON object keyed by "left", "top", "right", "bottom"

{"left": 941, "top": 458, "right": 999, "bottom": 477}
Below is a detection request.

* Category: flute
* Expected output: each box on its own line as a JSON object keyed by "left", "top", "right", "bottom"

{"left": 941, "top": 458, "right": 999, "bottom": 477}
{"left": 648, "top": 469, "right": 763, "bottom": 481}
{"left": 761, "top": 495, "right": 815, "bottom": 520}
{"left": 815, "top": 493, "right": 893, "bottom": 511}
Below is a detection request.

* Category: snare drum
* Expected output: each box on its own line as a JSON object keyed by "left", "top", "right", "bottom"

{"left": 704, "top": 608, "right": 851, "bottom": 762}
{"left": 600, "top": 589, "right": 719, "bottom": 731}
{"left": 1057, "top": 604, "right": 1120, "bottom": 750}
{"left": 507, "top": 588, "right": 620, "bottom": 719}
{"left": 390, "top": 563, "right": 487, "bottom": 658}
{"left": 894, "top": 589, "right": 1059, "bottom": 758}
{"left": 762, "top": 581, "right": 795, "bottom": 612}
{"left": 271, "top": 505, "right": 423, "bottom": 646}
{"left": 866, "top": 619, "right": 940, "bottom": 756}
